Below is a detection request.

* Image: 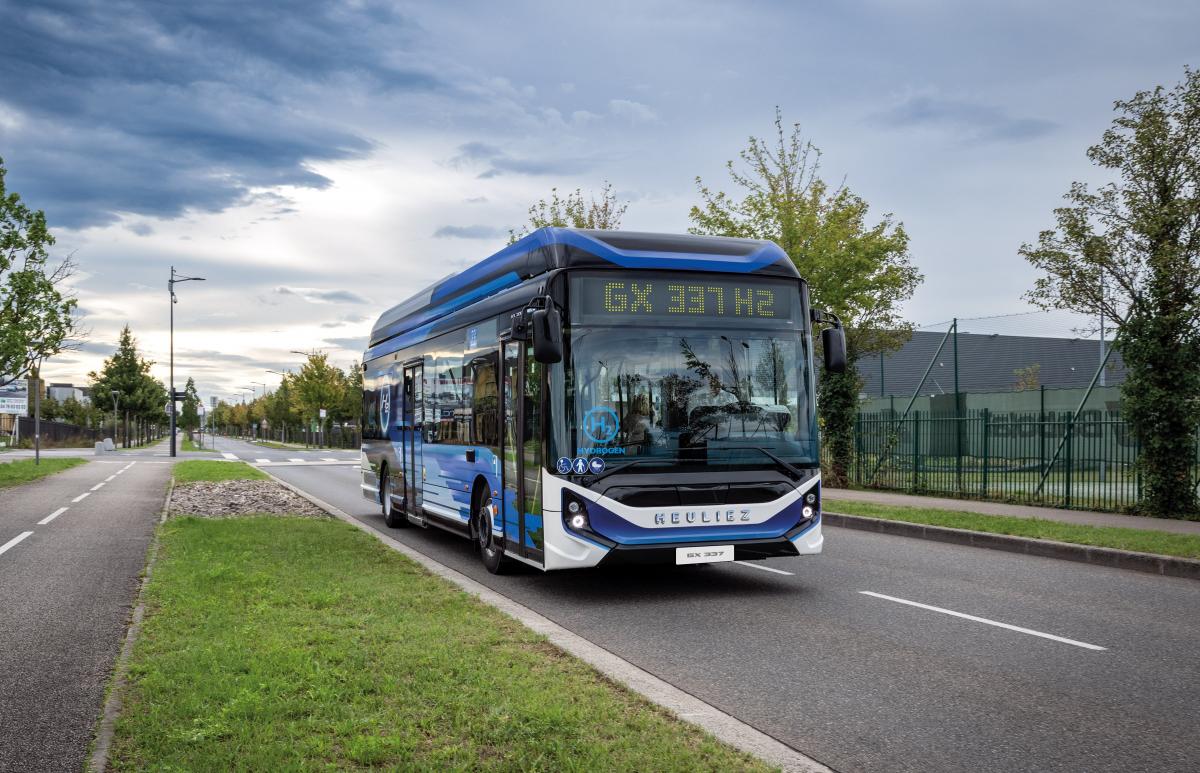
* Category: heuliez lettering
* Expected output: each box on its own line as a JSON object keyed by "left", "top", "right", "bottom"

{"left": 654, "top": 509, "right": 752, "bottom": 525}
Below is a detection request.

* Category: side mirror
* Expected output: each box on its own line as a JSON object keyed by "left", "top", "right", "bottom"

{"left": 532, "top": 305, "right": 563, "bottom": 364}
{"left": 822, "top": 327, "right": 847, "bottom": 374}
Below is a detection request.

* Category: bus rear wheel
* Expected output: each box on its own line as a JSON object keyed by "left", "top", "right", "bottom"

{"left": 473, "top": 492, "right": 509, "bottom": 575}
{"left": 381, "top": 465, "right": 405, "bottom": 528}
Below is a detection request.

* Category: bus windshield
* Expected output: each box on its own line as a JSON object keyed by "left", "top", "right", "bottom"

{"left": 564, "top": 325, "right": 817, "bottom": 472}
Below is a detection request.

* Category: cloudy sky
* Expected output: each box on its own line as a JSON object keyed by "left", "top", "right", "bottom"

{"left": 1, "top": 0, "right": 1196, "bottom": 402}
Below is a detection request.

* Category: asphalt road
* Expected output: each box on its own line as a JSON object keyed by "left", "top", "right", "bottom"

{"left": 210, "top": 436, "right": 1200, "bottom": 773}
{"left": 0, "top": 453, "right": 172, "bottom": 773}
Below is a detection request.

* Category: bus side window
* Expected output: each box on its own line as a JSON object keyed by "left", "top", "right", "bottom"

{"left": 469, "top": 353, "right": 499, "bottom": 448}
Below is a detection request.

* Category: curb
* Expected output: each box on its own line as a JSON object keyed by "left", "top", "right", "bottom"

{"left": 823, "top": 511, "right": 1200, "bottom": 581}
{"left": 87, "top": 477, "right": 175, "bottom": 772}
{"left": 260, "top": 468, "right": 833, "bottom": 773}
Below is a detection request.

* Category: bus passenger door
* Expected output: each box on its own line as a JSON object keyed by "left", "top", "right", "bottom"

{"left": 500, "top": 340, "right": 523, "bottom": 555}
{"left": 403, "top": 362, "right": 423, "bottom": 516}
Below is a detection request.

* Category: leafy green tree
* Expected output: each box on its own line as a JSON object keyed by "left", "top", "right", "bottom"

{"left": 292, "top": 352, "right": 344, "bottom": 446}
{"left": 508, "top": 182, "right": 628, "bottom": 244}
{"left": 1021, "top": 67, "right": 1200, "bottom": 518}
{"left": 178, "top": 377, "right": 200, "bottom": 438}
{"left": 689, "top": 109, "right": 922, "bottom": 485}
{"left": 90, "top": 325, "right": 166, "bottom": 446}
{"left": 0, "top": 157, "right": 80, "bottom": 386}
{"left": 265, "top": 376, "right": 298, "bottom": 441}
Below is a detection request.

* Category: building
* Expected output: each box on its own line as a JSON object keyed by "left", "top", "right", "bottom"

{"left": 47, "top": 382, "right": 90, "bottom": 404}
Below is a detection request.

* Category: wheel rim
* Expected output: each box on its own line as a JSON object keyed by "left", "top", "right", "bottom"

{"left": 477, "top": 505, "right": 493, "bottom": 555}
{"left": 382, "top": 473, "right": 392, "bottom": 515}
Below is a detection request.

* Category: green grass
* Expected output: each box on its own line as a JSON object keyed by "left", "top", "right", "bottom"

{"left": 829, "top": 500, "right": 1200, "bottom": 560}
{"left": 181, "top": 437, "right": 215, "bottom": 453}
{"left": 173, "top": 460, "right": 267, "bottom": 483}
{"left": 109, "top": 518, "right": 770, "bottom": 772}
{"left": 0, "top": 457, "right": 87, "bottom": 488}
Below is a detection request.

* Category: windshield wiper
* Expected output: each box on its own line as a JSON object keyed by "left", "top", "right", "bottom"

{"left": 738, "top": 446, "right": 809, "bottom": 482}
{"left": 579, "top": 456, "right": 684, "bottom": 485}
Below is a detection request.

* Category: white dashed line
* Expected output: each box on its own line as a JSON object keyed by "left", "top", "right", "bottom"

{"left": 221, "top": 452, "right": 239, "bottom": 460}
{"left": 732, "top": 561, "right": 794, "bottom": 576}
{"left": 859, "top": 591, "right": 1107, "bottom": 651}
{"left": 90, "top": 482, "right": 106, "bottom": 491}
{"left": 38, "top": 507, "right": 69, "bottom": 525}
{"left": 0, "top": 531, "right": 34, "bottom": 556}
{"left": 72, "top": 492, "right": 90, "bottom": 503}
{"left": 288, "top": 458, "right": 305, "bottom": 463}
{"left": 105, "top": 475, "right": 116, "bottom": 482}
{"left": 255, "top": 458, "right": 270, "bottom": 463}
{"left": 322, "top": 457, "right": 338, "bottom": 462}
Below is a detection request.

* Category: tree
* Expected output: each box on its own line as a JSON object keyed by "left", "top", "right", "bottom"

{"left": 0, "top": 157, "right": 80, "bottom": 386}
{"left": 89, "top": 325, "right": 166, "bottom": 446}
{"left": 1013, "top": 364, "right": 1041, "bottom": 392}
{"left": 178, "top": 377, "right": 200, "bottom": 439}
{"left": 508, "top": 181, "right": 628, "bottom": 243}
{"left": 1021, "top": 67, "right": 1200, "bottom": 518}
{"left": 291, "top": 352, "right": 344, "bottom": 446}
{"left": 689, "top": 109, "right": 922, "bottom": 485}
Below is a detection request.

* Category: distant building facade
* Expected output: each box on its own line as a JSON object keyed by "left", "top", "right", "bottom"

{"left": 856, "top": 331, "right": 1125, "bottom": 398}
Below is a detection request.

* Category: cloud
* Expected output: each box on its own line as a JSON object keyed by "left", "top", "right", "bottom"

{"left": 447, "top": 140, "right": 588, "bottom": 179}
{"left": 432, "top": 224, "right": 507, "bottom": 239}
{"left": 319, "top": 313, "right": 368, "bottom": 328}
{"left": 870, "top": 95, "right": 1056, "bottom": 142}
{"left": 275, "top": 286, "right": 369, "bottom": 304}
{"left": 323, "top": 336, "right": 367, "bottom": 353}
{"left": 464, "top": 196, "right": 488, "bottom": 204}
{"left": 608, "top": 99, "right": 658, "bottom": 125}
{"left": 0, "top": 0, "right": 442, "bottom": 229}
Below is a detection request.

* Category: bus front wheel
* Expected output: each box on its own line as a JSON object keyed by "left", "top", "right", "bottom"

{"left": 381, "top": 465, "right": 405, "bottom": 528}
{"left": 473, "top": 493, "right": 509, "bottom": 575}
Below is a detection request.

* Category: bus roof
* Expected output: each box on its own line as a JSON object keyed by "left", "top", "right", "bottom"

{"left": 368, "top": 227, "right": 797, "bottom": 349}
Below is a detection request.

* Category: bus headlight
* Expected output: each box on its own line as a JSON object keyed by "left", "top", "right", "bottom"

{"left": 569, "top": 513, "right": 588, "bottom": 530}
{"left": 564, "top": 492, "right": 590, "bottom": 532}
{"left": 805, "top": 492, "right": 817, "bottom": 504}
{"left": 802, "top": 505, "right": 814, "bottom": 519}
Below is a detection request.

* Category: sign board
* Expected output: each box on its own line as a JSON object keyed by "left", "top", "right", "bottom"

{"left": 319, "top": 408, "right": 327, "bottom": 419}
{"left": 0, "top": 379, "right": 29, "bottom": 415}
{"left": 210, "top": 396, "right": 217, "bottom": 408}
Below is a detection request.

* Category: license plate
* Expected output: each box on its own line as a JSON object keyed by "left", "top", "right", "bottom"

{"left": 675, "top": 545, "right": 734, "bottom": 565}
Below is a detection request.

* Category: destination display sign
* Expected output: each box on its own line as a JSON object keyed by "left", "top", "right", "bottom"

{"left": 572, "top": 276, "right": 793, "bottom": 324}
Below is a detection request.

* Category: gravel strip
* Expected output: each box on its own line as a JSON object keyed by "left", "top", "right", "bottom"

{"left": 169, "top": 479, "right": 328, "bottom": 518}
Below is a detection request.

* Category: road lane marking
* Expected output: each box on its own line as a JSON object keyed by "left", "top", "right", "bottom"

{"left": 72, "top": 492, "right": 91, "bottom": 503}
{"left": 288, "top": 458, "right": 305, "bottom": 462}
{"left": 732, "top": 561, "right": 794, "bottom": 576}
{"left": 221, "top": 452, "right": 239, "bottom": 460}
{"left": 38, "top": 507, "right": 68, "bottom": 525}
{"left": 0, "top": 531, "right": 34, "bottom": 556}
{"left": 91, "top": 482, "right": 106, "bottom": 491}
{"left": 105, "top": 475, "right": 116, "bottom": 482}
{"left": 859, "top": 591, "right": 1107, "bottom": 651}
{"left": 256, "top": 458, "right": 270, "bottom": 463}
{"left": 322, "top": 457, "right": 338, "bottom": 461}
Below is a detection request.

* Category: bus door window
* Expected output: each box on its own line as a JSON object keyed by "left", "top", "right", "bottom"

{"left": 501, "top": 341, "right": 522, "bottom": 554}
{"left": 522, "top": 346, "right": 543, "bottom": 551}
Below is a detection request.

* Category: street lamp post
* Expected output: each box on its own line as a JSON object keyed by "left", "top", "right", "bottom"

{"left": 169, "top": 266, "right": 206, "bottom": 458}
{"left": 28, "top": 341, "right": 44, "bottom": 465}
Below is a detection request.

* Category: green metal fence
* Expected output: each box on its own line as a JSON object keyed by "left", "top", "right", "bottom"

{"left": 839, "top": 409, "right": 1200, "bottom": 512}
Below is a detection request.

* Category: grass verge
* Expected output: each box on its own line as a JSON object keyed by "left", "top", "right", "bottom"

{"left": 181, "top": 437, "right": 215, "bottom": 453}
{"left": 829, "top": 501, "right": 1200, "bottom": 560}
{"left": 173, "top": 459, "right": 267, "bottom": 484}
{"left": 109, "top": 517, "right": 769, "bottom": 771}
{"left": 0, "top": 457, "right": 87, "bottom": 488}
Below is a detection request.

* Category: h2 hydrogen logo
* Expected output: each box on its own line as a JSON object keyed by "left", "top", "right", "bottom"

{"left": 582, "top": 406, "right": 619, "bottom": 444}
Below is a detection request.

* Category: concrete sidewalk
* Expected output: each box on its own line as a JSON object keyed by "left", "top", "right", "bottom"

{"left": 823, "top": 487, "right": 1200, "bottom": 536}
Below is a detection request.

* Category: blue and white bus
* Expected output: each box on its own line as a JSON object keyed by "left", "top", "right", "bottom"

{"left": 361, "top": 228, "right": 846, "bottom": 573}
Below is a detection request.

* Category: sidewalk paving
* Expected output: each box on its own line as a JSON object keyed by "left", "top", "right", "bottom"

{"left": 822, "top": 488, "right": 1200, "bottom": 536}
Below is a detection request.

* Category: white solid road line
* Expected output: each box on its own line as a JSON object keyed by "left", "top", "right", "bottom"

{"left": 732, "top": 561, "right": 795, "bottom": 576}
{"left": 38, "top": 507, "right": 68, "bottom": 525}
{"left": 72, "top": 492, "right": 91, "bottom": 503}
{"left": 0, "top": 531, "right": 34, "bottom": 556}
{"left": 859, "top": 591, "right": 1107, "bottom": 651}
{"left": 221, "top": 452, "right": 239, "bottom": 460}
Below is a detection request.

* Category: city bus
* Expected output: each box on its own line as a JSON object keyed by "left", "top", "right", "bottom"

{"left": 360, "top": 228, "right": 846, "bottom": 573}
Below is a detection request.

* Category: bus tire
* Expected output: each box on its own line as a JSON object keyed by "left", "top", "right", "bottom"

{"left": 381, "top": 465, "right": 405, "bottom": 528}
{"left": 473, "top": 488, "right": 509, "bottom": 575}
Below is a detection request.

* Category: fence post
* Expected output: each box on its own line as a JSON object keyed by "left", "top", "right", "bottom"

{"left": 1064, "top": 414, "right": 1074, "bottom": 509}
{"left": 855, "top": 412, "right": 863, "bottom": 484}
{"left": 911, "top": 411, "right": 920, "bottom": 492}
{"left": 981, "top": 409, "right": 990, "bottom": 498}
{"left": 1039, "top": 385, "right": 1046, "bottom": 478}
